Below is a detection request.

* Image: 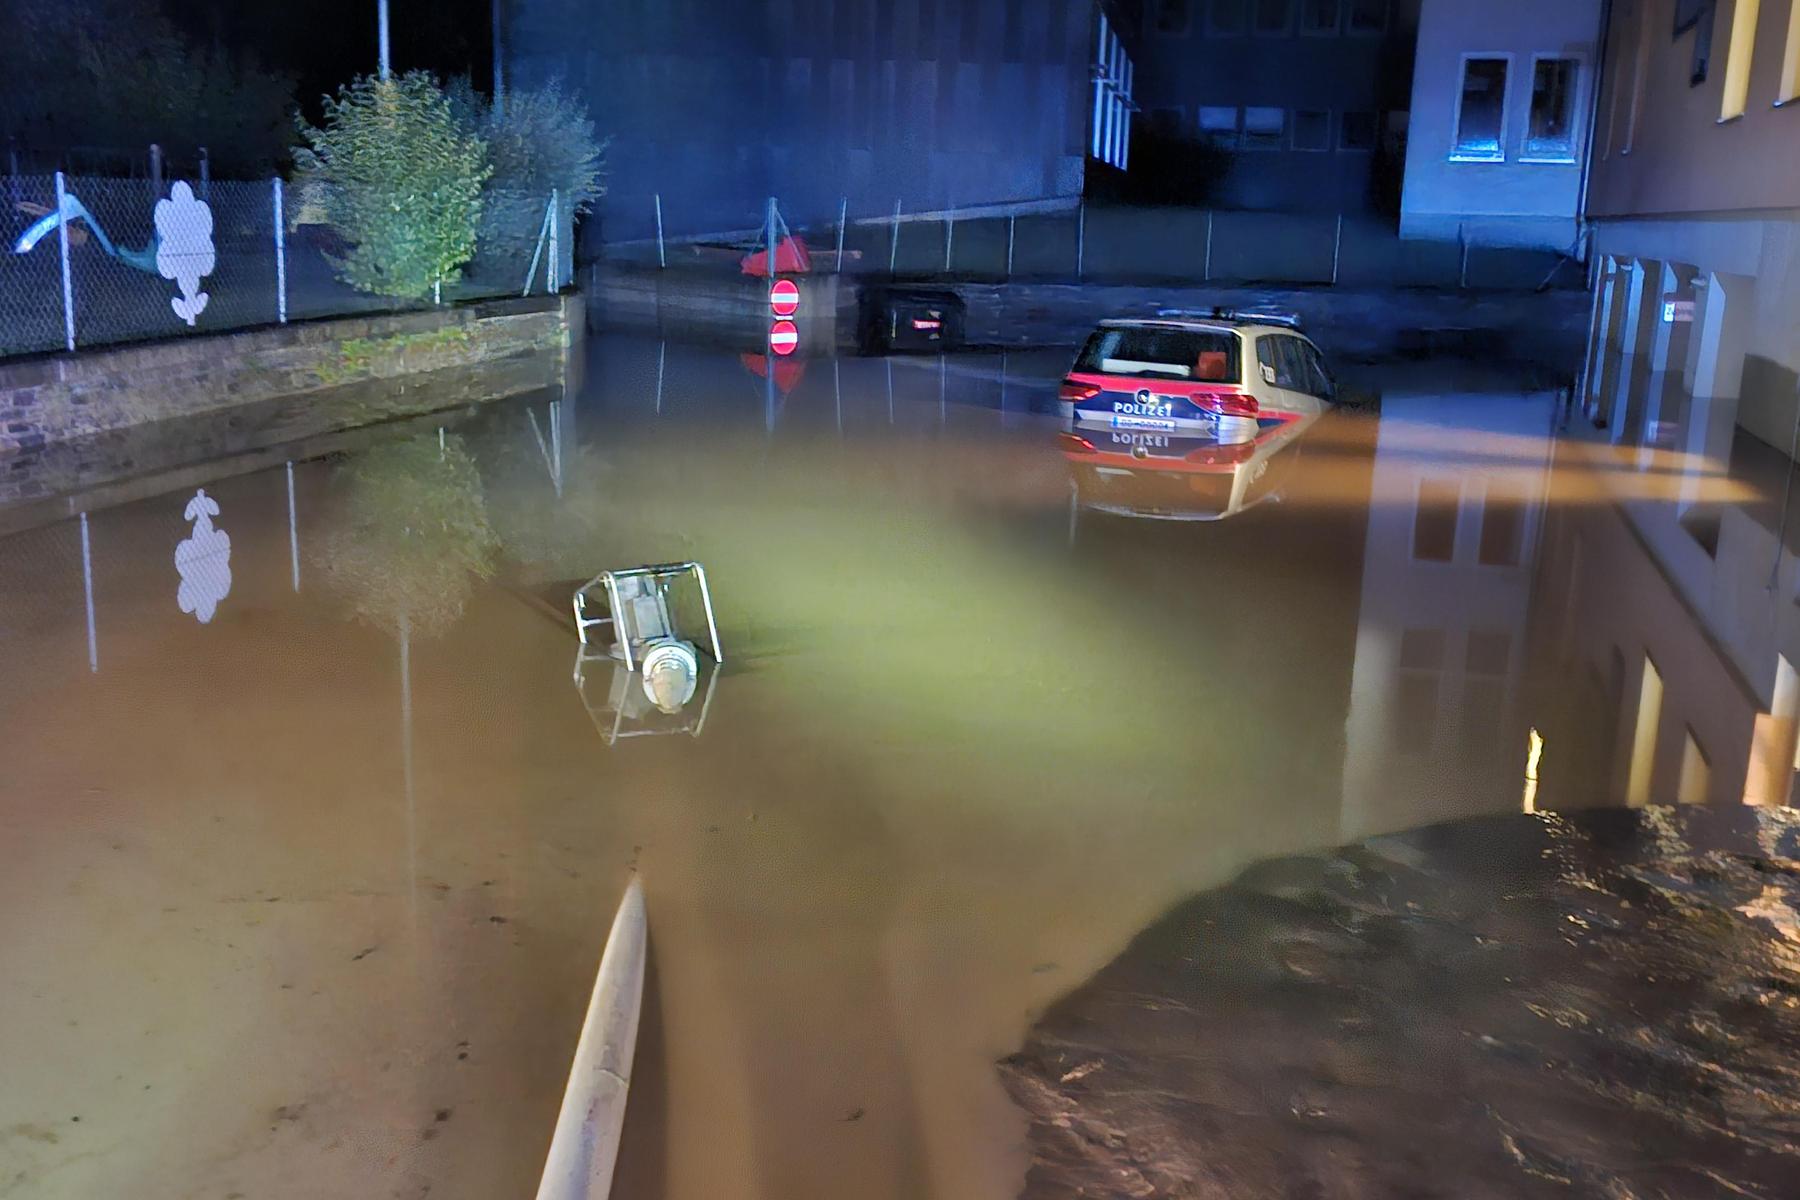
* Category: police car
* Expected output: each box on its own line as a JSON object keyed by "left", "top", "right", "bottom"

{"left": 1059, "top": 309, "right": 1337, "bottom": 439}
{"left": 1058, "top": 310, "right": 1336, "bottom": 521}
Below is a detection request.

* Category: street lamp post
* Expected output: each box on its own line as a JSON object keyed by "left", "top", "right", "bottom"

{"left": 378, "top": 0, "right": 391, "bottom": 81}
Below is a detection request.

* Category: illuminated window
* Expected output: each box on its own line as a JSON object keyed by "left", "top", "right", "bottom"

{"left": 1525, "top": 57, "right": 1580, "bottom": 160}
{"left": 1153, "top": 0, "right": 1192, "bottom": 35}
{"left": 1198, "top": 105, "right": 1241, "bottom": 147}
{"left": 1626, "top": 655, "right": 1663, "bottom": 807}
{"left": 1782, "top": 0, "right": 1800, "bottom": 103}
{"left": 1347, "top": 0, "right": 1388, "bottom": 33}
{"left": 1678, "top": 729, "right": 1711, "bottom": 804}
{"left": 1090, "top": 13, "right": 1136, "bottom": 170}
{"left": 1243, "top": 106, "right": 1287, "bottom": 149}
{"left": 1720, "top": 0, "right": 1762, "bottom": 118}
{"left": 1293, "top": 109, "right": 1331, "bottom": 150}
{"left": 1254, "top": 0, "right": 1292, "bottom": 35}
{"left": 1452, "top": 56, "right": 1510, "bottom": 161}
{"left": 1478, "top": 482, "right": 1526, "bottom": 565}
{"left": 1208, "top": 0, "right": 1247, "bottom": 35}
{"left": 1300, "top": 0, "right": 1340, "bottom": 34}
{"left": 1340, "top": 110, "right": 1377, "bottom": 149}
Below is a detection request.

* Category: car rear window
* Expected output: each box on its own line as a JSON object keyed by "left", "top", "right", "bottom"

{"left": 1075, "top": 327, "right": 1242, "bottom": 383}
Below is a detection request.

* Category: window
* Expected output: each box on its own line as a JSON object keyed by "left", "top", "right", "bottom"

{"left": 1625, "top": 655, "right": 1663, "bottom": 807}
{"left": 1075, "top": 327, "right": 1243, "bottom": 382}
{"left": 1299, "top": 341, "right": 1335, "bottom": 398}
{"left": 1478, "top": 482, "right": 1525, "bottom": 566}
{"left": 1395, "top": 629, "right": 1445, "bottom": 755}
{"left": 1462, "top": 632, "right": 1512, "bottom": 757}
{"left": 1719, "top": 0, "right": 1761, "bottom": 119}
{"left": 1244, "top": 105, "right": 1287, "bottom": 149}
{"left": 1090, "top": 13, "right": 1136, "bottom": 169}
{"left": 1525, "top": 56, "right": 1580, "bottom": 160}
{"left": 1148, "top": 107, "right": 1186, "bottom": 137}
{"left": 1452, "top": 56, "right": 1510, "bottom": 161}
{"left": 1253, "top": 0, "right": 1292, "bottom": 35}
{"left": 1198, "top": 105, "right": 1241, "bottom": 147}
{"left": 1208, "top": 0, "right": 1247, "bottom": 34}
{"left": 1347, "top": 0, "right": 1388, "bottom": 33}
{"left": 1782, "top": 0, "right": 1800, "bottom": 104}
{"left": 1258, "top": 336, "right": 1308, "bottom": 388}
{"left": 1293, "top": 108, "right": 1331, "bottom": 150}
{"left": 1690, "top": 3, "right": 1716, "bottom": 85}
{"left": 1340, "top": 109, "right": 1376, "bottom": 149}
{"left": 1300, "top": 0, "right": 1340, "bottom": 34}
{"left": 1678, "top": 730, "right": 1711, "bottom": 804}
{"left": 1413, "top": 479, "right": 1460, "bottom": 562}
{"left": 1153, "top": 0, "right": 1192, "bottom": 34}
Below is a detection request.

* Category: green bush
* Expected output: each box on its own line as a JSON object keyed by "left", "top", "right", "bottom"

{"left": 294, "top": 73, "right": 492, "bottom": 299}
{"left": 448, "top": 77, "right": 607, "bottom": 278}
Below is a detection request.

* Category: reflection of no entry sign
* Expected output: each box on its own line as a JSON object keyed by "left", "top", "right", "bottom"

{"left": 769, "top": 279, "right": 800, "bottom": 317}
{"left": 769, "top": 320, "right": 799, "bottom": 356}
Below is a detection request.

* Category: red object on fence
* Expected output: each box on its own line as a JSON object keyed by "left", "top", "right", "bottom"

{"left": 741, "top": 235, "right": 813, "bottom": 277}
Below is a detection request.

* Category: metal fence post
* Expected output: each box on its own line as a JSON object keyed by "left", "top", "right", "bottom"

{"left": 549, "top": 187, "right": 561, "bottom": 290}
{"left": 835, "top": 196, "right": 847, "bottom": 273}
{"left": 1006, "top": 215, "right": 1016, "bottom": 278}
{"left": 654, "top": 193, "right": 666, "bottom": 269}
{"left": 199, "top": 146, "right": 210, "bottom": 202}
{"left": 54, "top": 171, "right": 75, "bottom": 352}
{"left": 1075, "top": 199, "right": 1086, "bottom": 279}
{"left": 272, "top": 177, "right": 288, "bottom": 324}
{"left": 889, "top": 198, "right": 901, "bottom": 274}
{"left": 1204, "top": 210, "right": 1213, "bottom": 282}
{"left": 944, "top": 204, "right": 955, "bottom": 274}
{"left": 1459, "top": 223, "right": 1470, "bottom": 289}
{"left": 1331, "top": 213, "right": 1343, "bottom": 286}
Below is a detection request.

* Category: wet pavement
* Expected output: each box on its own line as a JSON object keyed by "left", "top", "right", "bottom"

{"left": 0, "top": 332, "right": 1795, "bottom": 1198}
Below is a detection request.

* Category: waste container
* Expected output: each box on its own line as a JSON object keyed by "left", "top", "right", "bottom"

{"left": 860, "top": 287, "right": 965, "bottom": 354}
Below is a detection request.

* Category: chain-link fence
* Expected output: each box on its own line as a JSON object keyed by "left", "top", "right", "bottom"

{"left": 1, "top": 173, "right": 572, "bottom": 360}
{"left": 595, "top": 191, "right": 1584, "bottom": 292}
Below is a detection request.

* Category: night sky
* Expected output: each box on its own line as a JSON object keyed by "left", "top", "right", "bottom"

{"left": 162, "top": 0, "right": 498, "bottom": 115}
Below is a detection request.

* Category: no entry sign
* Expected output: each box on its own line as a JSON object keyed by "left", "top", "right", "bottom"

{"left": 769, "top": 279, "right": 800, "bottom": 317}
{"left": 769, "top": 320, "right": 799, "bottom": 356}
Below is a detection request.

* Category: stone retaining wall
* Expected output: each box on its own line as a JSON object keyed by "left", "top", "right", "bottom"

{"left": 0, "top": 294, "right": 581, "bottom": 460}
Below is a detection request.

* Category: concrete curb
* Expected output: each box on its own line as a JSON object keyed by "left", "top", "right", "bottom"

{"left": 534, "top": 876, "right": 647, "bottom": 1200}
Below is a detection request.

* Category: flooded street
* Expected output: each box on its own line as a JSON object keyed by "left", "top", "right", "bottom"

{"left": 0, "top": 333, "right": 1791, "bottom": 1198}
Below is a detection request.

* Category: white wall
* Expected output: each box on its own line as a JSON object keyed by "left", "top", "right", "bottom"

{"left": 1399, "top": 0, "right": 1603, "bottom": 250}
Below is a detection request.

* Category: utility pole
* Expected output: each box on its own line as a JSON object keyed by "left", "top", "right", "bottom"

{"left": 492, "top": 0, "right": 506, "bottom": 109}
{"left": 378, "top": 0, "right": 392, "bottom": 81}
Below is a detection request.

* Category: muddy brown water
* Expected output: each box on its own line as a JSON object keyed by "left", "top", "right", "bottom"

{"left": 0, "top": 337, "right": 1777, "bottom": 1198}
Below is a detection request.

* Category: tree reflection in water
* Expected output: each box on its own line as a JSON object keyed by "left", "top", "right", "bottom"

{"left": 313, "top": 432, "right": 500, "bottom": 639}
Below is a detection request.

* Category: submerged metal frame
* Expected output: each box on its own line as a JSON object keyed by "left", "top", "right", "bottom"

{"left": 572, "top": 561, "right": 724, "bottom": 673}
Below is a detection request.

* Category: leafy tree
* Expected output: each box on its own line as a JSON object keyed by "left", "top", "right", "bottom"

{"left": 294, "top": 73, "right": 492, "bottom": 299}
{"left": 447, "top": 77, "right": 607, "bottom": 277}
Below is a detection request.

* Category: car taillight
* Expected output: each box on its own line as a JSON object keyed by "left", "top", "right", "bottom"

{"left": 1197, "top": 391, "right": 1259, "bottom": 417}
{"left": 1060, "top": 380, "right": 1102, "bottom": 402}
{"left": 1058, "top": 432, "right": 1097, "bottom": 453}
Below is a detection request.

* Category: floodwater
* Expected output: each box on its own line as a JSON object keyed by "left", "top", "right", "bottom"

{"left": 0, "top": 334, "right": 1788, "bottom": 1198}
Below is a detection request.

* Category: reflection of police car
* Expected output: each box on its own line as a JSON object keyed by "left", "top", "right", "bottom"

{"left": 1059, "top": 309, "right": 1336, "bottom": 438}
{"left": 1058, "top": 310, "right": 1335, "bottom": 522}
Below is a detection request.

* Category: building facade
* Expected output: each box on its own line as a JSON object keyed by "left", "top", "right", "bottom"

{"left": 1128, "top": 0, "right": 1420, "bottom": 215}
{"left": 505, "top": 0, "right": 1140, "bottom": 244}
{"left": 1584, "top": 0, "right": 1800, "bottom": 458}
{"left": 1398, "top": 0, "right": 1605, "bottom": 250}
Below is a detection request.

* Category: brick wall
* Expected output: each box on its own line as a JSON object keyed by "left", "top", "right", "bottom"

{"left": 0, "top": 294, "right": 580, "bottom": 461}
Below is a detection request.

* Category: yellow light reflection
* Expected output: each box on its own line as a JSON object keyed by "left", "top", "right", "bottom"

{"left": 1522, "top": 726, "right": 1545, "bottom": 814}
